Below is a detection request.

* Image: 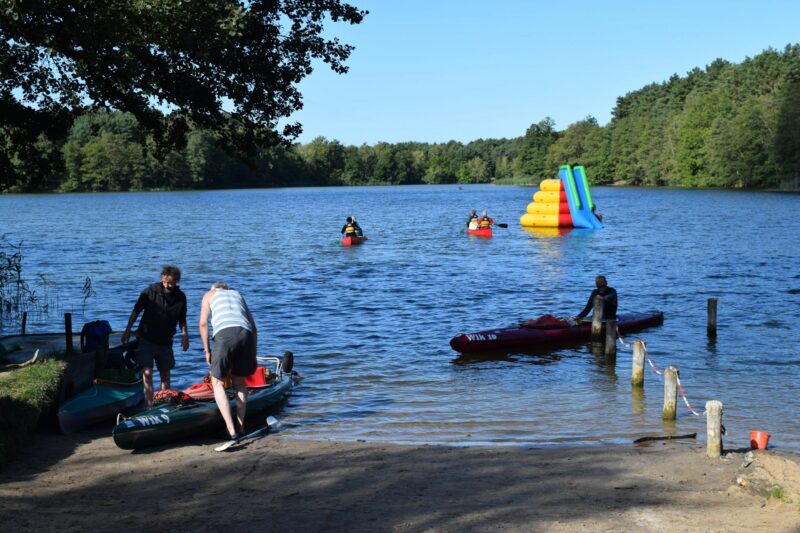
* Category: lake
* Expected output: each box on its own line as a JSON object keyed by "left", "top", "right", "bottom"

{"left": 1, "top": 184, "right": 799, "bottom": 450}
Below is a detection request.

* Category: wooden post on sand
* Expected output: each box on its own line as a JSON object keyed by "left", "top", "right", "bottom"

{"left": 706, "top": 400, "right": 723, "bottom": 458}
{"left": 662, "top": 367, "right": 678, "bottom": 420}
{"left": 591, "top": 295, "right": 604, "bottom": 342}
{"left": 64, "top": 312, "right": 73, "bottom": 353}
{"left": 604, "top": 318, "right": 617, "bottom": 363}
{"left": 707, "top": 298, "right": 717, "bottom": 338}
{"left": 631, "top": 340, "right": 645, "bottom": 387}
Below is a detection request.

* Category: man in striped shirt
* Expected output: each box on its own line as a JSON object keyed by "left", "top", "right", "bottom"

{"left": 199, "top": 281, "right": 258, "bottom": 449}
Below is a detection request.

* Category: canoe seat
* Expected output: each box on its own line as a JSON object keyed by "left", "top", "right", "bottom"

{"left": 244, "top": 366, "right": 270, "bottom": 388}
{"left": 521, "top": 314, "right": 570, "bottom": 329}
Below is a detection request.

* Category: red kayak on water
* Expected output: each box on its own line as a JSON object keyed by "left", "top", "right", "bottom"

{"left": 341, "top": 235, "right": 367, "bottom": 246}
{"left": 449, "top": 311, "right": 664, "bottom": 353}
{"left": 467, "top": 227, "right": 492, "bottom": 237}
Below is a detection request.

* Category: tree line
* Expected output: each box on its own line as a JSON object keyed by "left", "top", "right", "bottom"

{"left": 3, "top": 44, "right": 800, "bottom": 193}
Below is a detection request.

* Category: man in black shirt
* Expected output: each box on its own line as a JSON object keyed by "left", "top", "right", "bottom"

{"left": 573, "top": 275, "right": 618, "bottom": 323}
{"left": 122, "top": 265, "right": 189, "bottom": 406}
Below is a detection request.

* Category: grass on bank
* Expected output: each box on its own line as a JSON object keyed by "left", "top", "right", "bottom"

{"left": 492, "top": 177, "right": 541, "bottom": 186}
{"left": 0, "top": 358, "right": 64, "bottom": 467}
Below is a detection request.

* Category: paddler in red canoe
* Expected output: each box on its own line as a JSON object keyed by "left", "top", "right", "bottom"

{"left": 478, "top": 210, "right": 494, "bottom": 229}
{"left": 341, "top": 216, "right": 359, "bottom": 238}
{"left": 466, "top": 209, "right": 479, "bottom": 230}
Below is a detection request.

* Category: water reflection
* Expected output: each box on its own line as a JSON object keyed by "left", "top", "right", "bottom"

{"left": 452, "top": 350, "right": 562, "bottom": 366}
{"left": 521, "top": 227, "right": 574, "bottom": 238}
{"left": 631, "top": 387, "right": 645, "bottom": 414}
{"left": 661, "top": 419, "right": 678, "bottom": 436}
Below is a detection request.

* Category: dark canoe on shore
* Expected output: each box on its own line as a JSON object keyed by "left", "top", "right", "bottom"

{"left": 112, "top": 355, "right": 295, "bottom": 450}
{"left": 58, "top": 378, "right": 144, "bottom": 435}
{"left": 449, "top": 311, "right": 664, "bottom": 353}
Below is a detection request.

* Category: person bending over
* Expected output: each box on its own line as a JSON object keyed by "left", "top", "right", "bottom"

{"left": 199, "top": 281, "right": 258, "bottom": 449}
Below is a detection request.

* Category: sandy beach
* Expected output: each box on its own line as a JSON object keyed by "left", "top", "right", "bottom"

{"left": 1, "top": 428, "right": 798, "bottom": 532}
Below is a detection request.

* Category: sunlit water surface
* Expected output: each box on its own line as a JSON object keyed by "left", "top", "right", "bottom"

{"left": 2, "top": 185, "right": 799, "bottom": 450}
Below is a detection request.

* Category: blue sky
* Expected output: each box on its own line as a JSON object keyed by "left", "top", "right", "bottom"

{"left": 288, "top": 0, "right": 800, "bottom": 146}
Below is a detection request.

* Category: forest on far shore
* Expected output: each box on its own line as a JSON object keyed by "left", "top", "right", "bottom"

{"left": 3, "top": 45, "right": 800, "bottom": 193}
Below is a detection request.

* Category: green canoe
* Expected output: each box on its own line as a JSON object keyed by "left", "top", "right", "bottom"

{"left": 112, "top": 354, "right": 295, "bottom": 450}
{"left": 58, "top": 378, "right": 144, "bottom": 435}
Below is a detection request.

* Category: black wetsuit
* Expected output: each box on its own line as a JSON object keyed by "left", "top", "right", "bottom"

{"left": 577, "top": 286, "right": 618, "bottom": 320}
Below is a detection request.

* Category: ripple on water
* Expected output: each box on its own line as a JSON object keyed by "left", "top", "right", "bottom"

{"left": 1, "top": 185, "right": 799, "bottom": 450}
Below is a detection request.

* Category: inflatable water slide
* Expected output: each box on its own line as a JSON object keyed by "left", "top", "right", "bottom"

{"left": 519, "top": 165, "right": 603, "bottom": 229}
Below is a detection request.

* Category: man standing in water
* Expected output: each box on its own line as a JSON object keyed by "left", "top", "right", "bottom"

{"left": 121, "top": 265, "right": 189, "bottom": 407}
{"left": 573, "top": 275, "right": 618, "bottom": 323}
{"left": 198, "top": 281, "right": 258, "bottom": 451}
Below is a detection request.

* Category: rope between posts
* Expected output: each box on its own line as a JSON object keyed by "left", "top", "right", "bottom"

{"left": 615, "top": 325, "right": 631, "bottom": 348}
{"left": 638, "top": 340, "right": 705, "bottom": 415}
{"left": 641, "top": 340, "right": 662, "bottom": 376}
{"left": 614, "top": 326, "right": 715, "bottom": 426}
{"left": 676, "top": 375, "right": 706, "bottom": 417}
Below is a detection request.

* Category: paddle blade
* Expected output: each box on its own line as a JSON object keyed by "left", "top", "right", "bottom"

{"left": 496, "top": 223, "right": 508, "bottom": 228}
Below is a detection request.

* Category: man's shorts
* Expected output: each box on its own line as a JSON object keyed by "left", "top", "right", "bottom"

{"left": 134, "top": 337, "right": 175, "bottom": 373}
{"left": 211, "top": 327, "right": 256, "bottom": 380}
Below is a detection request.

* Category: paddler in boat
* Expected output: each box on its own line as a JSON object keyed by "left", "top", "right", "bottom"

{"left": 478, "top": 210, "right": 494, "bottom": 230}
{"left": 341, "top": 216, "right": 359, "bottom": 238}
{"left": 572, "top": 275, "right": 618, "bottom": 324}
{"left": 351, "top": 215, "right": 363, "bottom": 237}
{"left": 466, "top": 209, "right": 479, "bottom": 230}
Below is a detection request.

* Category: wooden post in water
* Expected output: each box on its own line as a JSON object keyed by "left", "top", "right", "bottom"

{"left": 64, "top": 312, "right": 73, "bottom": 353}
{"left": 604, "top": 318, "right": 617, "bottom": 363}
{"left": 662, "top": 366, "right": 678, "bottom": 420}
{"left": 94, "top": 336, "right": 109, "bottom": 377}
{"left": 591, "top": 295, "right": 604, "bottom": 342}
{"left": 707, "top": 298, "right": 717, "bottom": 338}
{"left": 631, "top": 340, "right": 645, "bottom": 387}
{"left": 21, "top": 311, "right": 27, "bottom": 335}
{"left": 706, "top": 400, "right": 723, "bottom": 458}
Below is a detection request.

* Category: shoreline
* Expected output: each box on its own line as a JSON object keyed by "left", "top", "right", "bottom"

{"left": 1, "top": 429, "right": 798, "bottom": 532}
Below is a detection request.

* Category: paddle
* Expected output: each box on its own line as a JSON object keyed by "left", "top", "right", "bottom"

{"left": 214, "top": 415, "right": 279, "bottom": 452}
{"left": 495, "top": 223, "right": 508, "bottom": 228}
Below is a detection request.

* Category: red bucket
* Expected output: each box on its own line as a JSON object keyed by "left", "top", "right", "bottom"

{"left": 750, "top": 430, "right": 771, "bottom": 450}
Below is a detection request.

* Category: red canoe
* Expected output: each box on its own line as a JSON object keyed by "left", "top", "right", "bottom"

{"left": 467, "top": 227, "right": 492, "bottom": 237}
{"left": 449, "top": 311, "right": 664, "bottom": 353}
{"left": 341, "top": 235, "right": 367, "bottom": 246}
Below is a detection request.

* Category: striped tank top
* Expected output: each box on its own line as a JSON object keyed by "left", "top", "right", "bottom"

{"left": 209, "top": 289, "right": 252, "bottom": 337}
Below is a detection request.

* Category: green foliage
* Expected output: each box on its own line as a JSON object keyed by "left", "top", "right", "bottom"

{"left": 767, "top": 485, "right": 791, "bottom": 503}
{"left": 0, "top": 359, "right": 64, "bottom": 467}
{"left": 492, "top": 177, "right": 539, "bottom": 186}
{"left": 517, "top": 118, "right": 560, "bottom": 179}
{"left": 4, "top": 43, "right": 800, "bottom": 191}
{"left": 0, "top": 0, "right": 367, "bottom": 189}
